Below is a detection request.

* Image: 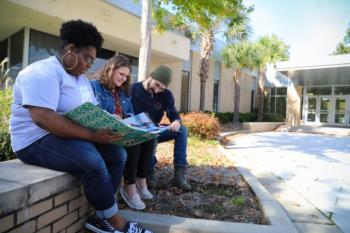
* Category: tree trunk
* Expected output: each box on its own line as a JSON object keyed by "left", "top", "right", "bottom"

{"left": 198, "top": 30, "right": 214, "bottom": 111}
{"left": 257, "top": 67, "right": 265, "bottom": 121}
{"left": 233, "top": 70, "right": 241, "bottom": 124}
{"left": 138, "top": 0, "right": 152, "bottom": 81}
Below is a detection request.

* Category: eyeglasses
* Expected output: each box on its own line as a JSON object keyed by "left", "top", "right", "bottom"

{"left": 153, "top": 80, "right": 166, "bottom": 92}
{"left": 80, "top": 52, "right": 95, "bottom": 66}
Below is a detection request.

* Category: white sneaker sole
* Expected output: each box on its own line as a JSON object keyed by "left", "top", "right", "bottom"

{"left": 120, "top": 187, "right": 145, "bottom": 210}
{"left": 136, "top": 184, "right": 153, "bottom": 200}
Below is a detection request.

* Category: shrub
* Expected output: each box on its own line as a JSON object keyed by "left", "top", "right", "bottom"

{"left": 0, "top": 88, "right": 14, "bottom": 161}
{"left": 263, "top": 113, "right": 285, "bottom": 122}
{"left": 214, "top": 112, "right": 233, "bottom": 124}
{"left": 180, "top": 112, "right": 220, "bottom": 140}
{"left": 239, "top": 112, "right": 258, "bottom": 122}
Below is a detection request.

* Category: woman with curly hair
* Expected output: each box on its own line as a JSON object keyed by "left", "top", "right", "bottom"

{"left": 9, "top": 20, "right": 152, "bottom": 233}
{"left": 91, "top": 54, "right": 155, "bottom": 211}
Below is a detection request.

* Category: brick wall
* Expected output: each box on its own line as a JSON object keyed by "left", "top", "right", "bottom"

{"left": 0, "top": 160, "right": 93, "bottom": 233}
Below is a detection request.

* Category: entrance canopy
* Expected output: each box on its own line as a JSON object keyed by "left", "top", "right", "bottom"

{"left": 277, "top": 55, "right": 350, "bottom": 86}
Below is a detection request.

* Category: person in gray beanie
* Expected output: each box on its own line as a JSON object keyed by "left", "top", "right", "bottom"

{"left": 130, "top": 65, "right": 191, "bottom": 191}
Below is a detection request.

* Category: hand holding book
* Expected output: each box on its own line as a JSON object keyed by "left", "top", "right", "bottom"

{"left": 91, "top": 129, "right": 123, "bottom": 144}
{"left": 64, "top": 102, "right": 168, "bottom": 147}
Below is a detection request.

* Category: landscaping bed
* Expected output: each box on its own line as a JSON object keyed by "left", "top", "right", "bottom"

{"left": 118, "top": 137, "right": 266, "bottom": 224}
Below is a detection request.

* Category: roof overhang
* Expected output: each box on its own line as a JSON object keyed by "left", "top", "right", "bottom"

{"left": 277, "top": 55, "right": 350, "bottom": 86}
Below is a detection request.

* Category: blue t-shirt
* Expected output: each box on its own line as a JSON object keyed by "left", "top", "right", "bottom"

{"left": 10, "top": 56, "right": 96, "bottom": 152}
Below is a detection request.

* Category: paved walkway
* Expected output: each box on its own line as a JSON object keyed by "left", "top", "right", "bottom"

{"left": 223, "top": 132, "right": 350, "bottom": 233}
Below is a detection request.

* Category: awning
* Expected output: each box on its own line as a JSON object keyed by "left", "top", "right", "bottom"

{"left": 277, "top": 55, "right": 350, "bottom": 86}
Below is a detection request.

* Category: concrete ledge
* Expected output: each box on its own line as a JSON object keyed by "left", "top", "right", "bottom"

{"left": 217, "top": 130, "right": 250, "bottom": 142}
{"left": 289, "top": 125, "right": 350, "bottom": 136}
{"left": 0, "top": 160, "right": 78, "bottom": 216}
{"left": 243, "top": 122, "right": 285, "bottom": 133}
{"left": 0, "top": 160, "right": 91, "bottom": 233}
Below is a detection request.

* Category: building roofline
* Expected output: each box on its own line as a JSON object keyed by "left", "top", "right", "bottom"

{"left": 277, "top": 54, "right": 350, "bottom": 71}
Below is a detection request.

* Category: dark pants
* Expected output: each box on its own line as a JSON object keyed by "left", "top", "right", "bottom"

{"left": 149, "top": 125, "right": 188, "bottom": 174}
{"left": 124, "top": 139, "right": 156, "bottom": 184}
{"left": 15, "top": 134, "right": 127, "bottom": 219}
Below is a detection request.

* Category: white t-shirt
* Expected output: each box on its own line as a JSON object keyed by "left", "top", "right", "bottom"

{"left": 10, "top": 56, "right": 97, "bottom": 152}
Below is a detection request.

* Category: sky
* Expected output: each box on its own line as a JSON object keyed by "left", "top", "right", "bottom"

{"left": 244, "top": 0, "right": 350, "bottom": 62}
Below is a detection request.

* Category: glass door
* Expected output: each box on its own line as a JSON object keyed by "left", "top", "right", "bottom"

{"left": 335, "top": 97, "right": 346, "bottom": 125}
{"left": 305, "top": 96, "right": 331, "bottom": 124}
{"left": 320, "top": 97, "right": 331, "bottom": 123}
{"left": 307, "top": 97, "right": 316, "bottom": 123}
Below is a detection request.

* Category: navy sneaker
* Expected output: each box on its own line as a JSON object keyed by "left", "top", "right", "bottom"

{"left": 123, "top": 222, "right": 153, "bottom": 233}
{"left": 85, "top": 215, "right": 153, "bottom": 233}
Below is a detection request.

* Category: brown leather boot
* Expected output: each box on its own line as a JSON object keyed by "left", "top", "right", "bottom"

{"left": 173, "top": 165, "right": 191, "bottom": 191}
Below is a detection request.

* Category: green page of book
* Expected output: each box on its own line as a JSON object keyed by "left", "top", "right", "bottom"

{"left": 64, "top": 102, "right": 156, "bottom": 147}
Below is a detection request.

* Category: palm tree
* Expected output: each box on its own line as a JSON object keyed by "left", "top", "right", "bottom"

{"left": 254, "top": 35, "right": 289, "bottom": 121}
{"left": 222, "top": 41, "right": 257, "bottom": 123}
{"left": 138, "top": 0, "right": 152, "bottom": 81}
{"left": 332, "top": 25, "right": 350, "bottom": 55}
{"left": 153, "top": 0, "right": 253, "bottom": 111}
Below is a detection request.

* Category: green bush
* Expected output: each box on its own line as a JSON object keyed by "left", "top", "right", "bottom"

{"left": 0, "top": 89, "right": 14, "bottom": 161}
{"left": 180, "top": 112, "right": 220, "bottom": 140}
{"left": 239, "top": 112, "right": 258, "bottom": 122}
{"left": 214, "top": 112, "right": 233, "bottom": 124}
{"left": 263, "top": 113, "right": 285, "bottom": 122}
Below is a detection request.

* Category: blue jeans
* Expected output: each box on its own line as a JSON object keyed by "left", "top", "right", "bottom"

{"left": 149, "top": 125, "right": 188, "bottom": 173}
{"left": 15, "top": 134, "right": 127, "bottom": 219}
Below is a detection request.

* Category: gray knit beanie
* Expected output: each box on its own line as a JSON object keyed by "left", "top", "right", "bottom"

{"left": 150, "top": 65, "right": 172, "bottom": 87}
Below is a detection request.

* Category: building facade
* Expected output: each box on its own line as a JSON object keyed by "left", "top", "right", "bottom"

{"left": 0, "top": 0, "right": 257, "bottom": 114}
{"left": 275, "top": 55, "right": 350, "bottom": 127}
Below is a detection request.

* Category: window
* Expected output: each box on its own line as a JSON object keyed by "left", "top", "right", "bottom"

{"left": 306, "top": 87, "right": 332, "bottom": 95}
{"left": 334, "top": 86, "right": 350, "bottom": 95}
{"left": 264, "top": 87, "right": 287, "bottom": 117}
{"left": 29, "top": 29, "right": 59, "bottom": 64}
{"left": 213, "top": 80, "right": 219, "bottom": 112}
{"left": 213, "top": 61, "right": 221, "bottom": 112}
{"left": 9, "top": 30, "right": 24, "bottom": 79}
{"left": 0, "top": 39, "right": 8, "bottom": 62}
{"left": 180, "top": 70, "right": 190, "bottom": 112}
{"left": 250, "top": 90, "right": 255, "bottom": 112}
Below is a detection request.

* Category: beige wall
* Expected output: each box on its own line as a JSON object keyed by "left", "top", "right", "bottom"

{"left": 189, "top": 51, "right": 200, "bottom": 111}
{"left": 240, "top": 73, "right": 255, "bottom": 113}
{"left": 219, "top": 65, "right": 235, "bottom": 112}
{"left": 287, "top": 85, "right": 303, "bottom": 127}
{"left": 219, "top": 67, "right": 255, "bottom": 113}
{"left": 6, "top": 0, "right": 190, "bottom": 62}
{"left": 188, "top": 51, "right": 255, "bottom": 113}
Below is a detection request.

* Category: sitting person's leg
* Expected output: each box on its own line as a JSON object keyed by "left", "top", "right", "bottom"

{"left": 122, "top": 144, "right": 146, "bottom": 210}
{"left": 135, "top": 139, "right": 155, "bottom": 199}
{"left": 155, "top": 125, "right": 191, "bottom": 190}
{"left": 95, "top": 143, "right": 127, "bottom": 191}
{"left": 15, "top": 134, "right": 148, "bottom": 232}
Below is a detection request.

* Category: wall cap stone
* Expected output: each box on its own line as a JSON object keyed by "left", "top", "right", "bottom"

{"left": 0, "top": 160, "right": 78, "bottom": 217}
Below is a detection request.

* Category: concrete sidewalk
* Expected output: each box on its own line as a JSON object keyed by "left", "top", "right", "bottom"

{"left": 222, "top": 132, "right": 349, "bottom": 233}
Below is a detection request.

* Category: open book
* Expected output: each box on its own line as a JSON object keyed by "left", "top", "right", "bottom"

{"left": 64, "top": 102, "right": 169, "bottom": 147}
